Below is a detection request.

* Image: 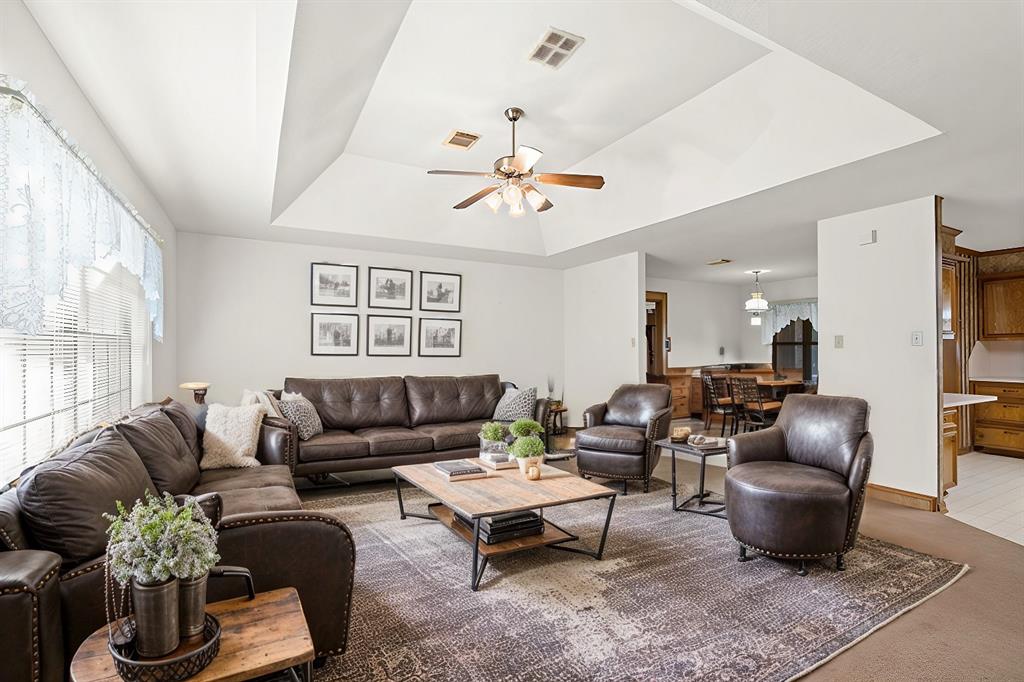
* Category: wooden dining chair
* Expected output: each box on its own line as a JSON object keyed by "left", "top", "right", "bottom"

{"left": 731, "top": 376, "right": 781, "bottom": 432}
{"left": 703, "top": 374, "right": 737, "bottom": 437}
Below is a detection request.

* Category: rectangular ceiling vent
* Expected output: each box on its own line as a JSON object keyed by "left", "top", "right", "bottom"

{"left": 706, "top": 258, "right": 733, "bottom": 266}
{"left": 442, "top": 129, "right": 480, "bottom": 150}
{"left": 529, "top": 28, "right": 585, "bottom": 69}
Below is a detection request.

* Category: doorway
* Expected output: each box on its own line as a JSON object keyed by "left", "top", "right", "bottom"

{"left": 645, "top": 291, "right": 668, "bottom": 381}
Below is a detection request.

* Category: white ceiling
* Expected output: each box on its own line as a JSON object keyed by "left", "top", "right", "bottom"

{"left": 22, "top": 0, "right": 1023, "bottom": 284}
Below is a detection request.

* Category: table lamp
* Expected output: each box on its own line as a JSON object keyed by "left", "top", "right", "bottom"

{"left": 179, "top": 382, "right": 210, "bottom": 405}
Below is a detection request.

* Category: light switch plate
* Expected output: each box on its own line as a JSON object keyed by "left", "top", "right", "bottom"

{"left": 834, "top": 335, "right": 844, "bottom": 349}
{"left": 911, "top": 331, "right": 924, "bottom": 346}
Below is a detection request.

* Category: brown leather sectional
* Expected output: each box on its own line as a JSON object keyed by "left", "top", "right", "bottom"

{"left": 0, "top": 400, "right": 354, "bottom": 681}
{"left": 277, "top": 374, "right": 550, "bottom": 478}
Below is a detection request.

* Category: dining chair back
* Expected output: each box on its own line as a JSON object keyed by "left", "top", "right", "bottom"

{"left": 731, "top": 376, "right": 780, "bottom": 431}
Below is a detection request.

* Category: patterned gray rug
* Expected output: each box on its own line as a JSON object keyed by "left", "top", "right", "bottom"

{"left": 304, "top": 479, "right": 966, "bottom": 681}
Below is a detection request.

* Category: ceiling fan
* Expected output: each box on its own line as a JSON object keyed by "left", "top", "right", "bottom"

{"left": 427, "top": 107, "right": 605, "bottom": 216}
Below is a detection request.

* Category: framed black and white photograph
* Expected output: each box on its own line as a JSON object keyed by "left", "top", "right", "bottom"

{"left": 419, "top": 271, "right": 462, "bottom": 312}
{"left": 418, "top": 318, "right": 462, "bottom": 357}
{"left": 366, "top": 315, "right": 412, "bottom": 356}
{"left": 311, "top": 262, "right": 358, "bottom": 307}
{"left": 311, "top": 313, "right": 359, "bottom": 356}
{"left": 367, "top": 266, "right": 413, "bottom": 309}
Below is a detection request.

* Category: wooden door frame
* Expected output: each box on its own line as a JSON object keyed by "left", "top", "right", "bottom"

{"left": 645, "top": 291, "right": 668, "bottom": 377}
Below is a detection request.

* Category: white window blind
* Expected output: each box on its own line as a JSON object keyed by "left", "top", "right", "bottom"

{"left": 0, "top": 259, "right": 151, "bottom": 483}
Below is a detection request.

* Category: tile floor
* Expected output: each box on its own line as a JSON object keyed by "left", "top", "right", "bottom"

{"left": 944, "top": 451, "right": 1024, "bottom": 545}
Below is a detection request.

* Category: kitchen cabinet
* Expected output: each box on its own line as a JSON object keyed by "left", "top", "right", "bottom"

{"left": 689, "top": 376, "right": 703, "bottom": 416}
{"left": 980, "top": 272, "right": 1024, "bottom": 339}
{"left": 666, "top": 370, "right": 691, "bottom": 419}
{"left": 942, "top": 408, "right": 958, "bottom": 495}
{"left": 971, "top": 381, "right": 1024, "bottom": 457}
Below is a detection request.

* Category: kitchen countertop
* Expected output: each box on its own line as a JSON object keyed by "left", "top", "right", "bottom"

{"left": 970, "top": 376, "right": 1024, "bottom": 384}
{"left": 943, "top": 393, "right": 998, "bottom": 408}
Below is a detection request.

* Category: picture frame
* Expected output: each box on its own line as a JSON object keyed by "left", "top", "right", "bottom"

{"left": 418, "top": 317, "right": 462, "bottom": 357}
{"left": 366, "top": 315, "right": 413, "bottom": 356}
{"left": 367, "top": 266, "right": 413, "bottom": 309}
{"left": 311, "top": 313, "right": 359, "bottom": 356}
{"left": 419, "top": 271, "right": 462, "bottom": 313}
{"left": 310, "top": 262, "right": 358, "bottom": 307}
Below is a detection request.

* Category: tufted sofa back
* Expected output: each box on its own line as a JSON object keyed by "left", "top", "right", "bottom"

{"left": 284, "top": 376, "right": 410, "bottom": 431}
{"left": 404, "top": 374, "right": 503, "bottom": 426}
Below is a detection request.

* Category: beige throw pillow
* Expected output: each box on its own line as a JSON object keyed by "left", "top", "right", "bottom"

{"left": 200, "top": 403, "right": 267, "bottom": 470}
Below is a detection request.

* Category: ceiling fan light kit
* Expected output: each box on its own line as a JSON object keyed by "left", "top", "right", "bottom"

{"left": 427, "top": 106, "right": 605, "bottom": 216}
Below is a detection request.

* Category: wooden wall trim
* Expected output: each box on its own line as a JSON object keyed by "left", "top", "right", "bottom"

{"left": 867, "top": 483, "right": 939, "bottom": 512}
{"left": 956, "top": 251, "right": 979, "bottom": 453}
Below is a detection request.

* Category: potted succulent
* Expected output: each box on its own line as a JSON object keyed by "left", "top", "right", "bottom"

{"left": 508, "top": 419, "right": 546, "bottom": 475}
{"left": 478, "top": 421, "right": 510, "bottom": 457}
{"left": 105, "top": 492, "right": 220, "bottom": 656}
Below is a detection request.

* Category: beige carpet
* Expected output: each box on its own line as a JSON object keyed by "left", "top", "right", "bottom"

{"left": 304, "top": 479, "right": 965, "bottom": 681}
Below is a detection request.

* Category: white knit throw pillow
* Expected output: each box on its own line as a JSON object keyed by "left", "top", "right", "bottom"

{"left": 201, "top": 403, "right": 266, "bottom": 470}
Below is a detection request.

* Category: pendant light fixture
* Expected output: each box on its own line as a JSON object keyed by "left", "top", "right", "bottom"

{"left": 744, "top": 270, "right": 769, "bottom": 325}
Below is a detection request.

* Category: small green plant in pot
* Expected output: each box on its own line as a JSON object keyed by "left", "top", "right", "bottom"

{"left": 478, "top": 421, "right": 509, "bottom": 457}
{"left": 508, "top": 418, "right": 544, "bottom": 439}
{"left": 105, "top": 492, "right": 220, "bottom": 655}
{"left": 509, "top": 434, "right": 546, "bottom": 475}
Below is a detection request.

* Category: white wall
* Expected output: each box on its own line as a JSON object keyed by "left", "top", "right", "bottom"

{"left": 176, "top": 233, "right": 564, "bottom": 405}
{"left": 646, "top": 275, "right": 817, "bottom": 367}
{"left": 968, "top": 340, "right": 1024, "bottom": 380}
{"left": 818, "top": 196, "right": 938, "bottom": 497}
{"left": 0, "top": 0, "right": 178, "bottom": 398}
{"left": 563, "top": 252, "right": 645, "bottom": 426}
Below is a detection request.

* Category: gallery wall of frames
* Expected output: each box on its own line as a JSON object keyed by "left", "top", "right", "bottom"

{"left": 310, "top": 262, "right": 463, "bottom": 358}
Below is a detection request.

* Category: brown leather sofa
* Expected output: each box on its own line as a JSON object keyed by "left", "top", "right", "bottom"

{"left": 0, "top": 400, "right": 354, "bottom": 681}
{"left": 575, "top": 384, "right": 673, "bottom": 494}
{"left": 278, "top": 374, "right": 550, "bottom": 480}
{"left": 725, "top": 394, "right": 873, "bottom": 575}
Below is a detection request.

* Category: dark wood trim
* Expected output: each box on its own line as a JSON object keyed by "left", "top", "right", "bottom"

{"left": 645, "top": 291, "right": 669, "bottom": 376}
{"left": 977, "top": 245, "right": 1024, "bottom": 257}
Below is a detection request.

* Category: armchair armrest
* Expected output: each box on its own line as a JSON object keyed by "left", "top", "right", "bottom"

{"left": 0, "top": 549, "right": 64, "bottom": 682}
{"left": 646, "top": 406, "right": 673, "bottom": 442}
{"left": 727, "top": 426, "right": 787, "bottom": 468}
{"left": 583, "top": 403, "right": 607, "bottom": 429}
{"left": 534, "top": 397, "right": 550, "bottom": 432}
{"left": 843, "top": 432, "right": 873, "bottom": 551}
{"left": 256, "top": 416, "right": 297, "bottom": 472}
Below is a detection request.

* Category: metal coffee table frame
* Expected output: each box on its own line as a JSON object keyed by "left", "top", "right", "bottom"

{"left": 394, "top": 473, "right": 616, "bottom": 591}
{"left": 657, "top": 438, "right": 728, "bottom": 519}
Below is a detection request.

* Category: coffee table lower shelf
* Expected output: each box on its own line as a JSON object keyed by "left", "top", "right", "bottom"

{"left": 431, "top": 504, "right": 573, "bottom": 556}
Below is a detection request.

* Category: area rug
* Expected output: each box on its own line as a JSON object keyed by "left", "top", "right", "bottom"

{"left": 303, "top": 479, "right": 966, "bottom": 681}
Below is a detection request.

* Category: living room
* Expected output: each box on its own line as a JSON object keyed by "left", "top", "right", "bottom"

{"left": 1, "top": 1, "right": 1022, "bottom": 681}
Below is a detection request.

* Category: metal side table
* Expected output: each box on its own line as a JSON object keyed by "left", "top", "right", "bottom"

{"left": 656, "top": 437, "right": 728, "bottom": 519}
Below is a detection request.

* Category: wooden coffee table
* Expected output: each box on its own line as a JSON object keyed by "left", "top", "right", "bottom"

{"left": 70, "top": 588, "right": 314, "bottom": 682}
{"left": 393, "top": 459, "right": 617, "bottom": 591}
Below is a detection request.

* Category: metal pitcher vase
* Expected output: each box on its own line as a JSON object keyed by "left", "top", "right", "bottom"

{"left": 178, "top": 573, "right": 208, "bottom": 638}
{"left": 131, "top": 577, "right": 179, "bottom": 657}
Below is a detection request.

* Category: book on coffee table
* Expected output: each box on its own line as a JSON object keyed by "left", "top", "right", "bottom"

{"left": 433, "top": 459, "right": 486, "bottom": 481}
{"left": 454, "top": 511, "right": 544, "bottom": 544}
{"left": 478, "top": 454, "right": 517, "bottom": 470}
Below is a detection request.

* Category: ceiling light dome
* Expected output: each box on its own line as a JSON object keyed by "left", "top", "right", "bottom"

{"left": 744, "top": 270, "right": 769, "bottom": 312}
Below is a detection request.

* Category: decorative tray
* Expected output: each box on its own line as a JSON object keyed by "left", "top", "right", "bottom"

{"left": 108, "top": 613, "right": 221, "bottom": 682}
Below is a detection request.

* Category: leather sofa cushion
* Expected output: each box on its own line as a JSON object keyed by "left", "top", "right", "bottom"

{"left": 192, "top": 465, "right": 296, "bottom": 495}
{"left": 354, "top": 426, "right": 433, "bottom": 456}
{"left": 161, "top": 399, "right": 202, "bottom": 461}
{"left": 298, "top": 431, "right": 370, "bottom": 463}
{"left": 604, "top": 384, "right": 672, "bottom": 428}
{"left": 0, "top": 489, "right": 31, "bottom": 550}
{"left": 284, "top": 377, "right": 409, "bottom": 431}
{"left": 404, "top": 375, "right": 503, "bottom": 426}
{"left": 17, "top": 429, "right": 156, "bottom": 564}
{"left": 115, "top": 410, "right": 200, "bottom": 495}
{"left": 576, "top": 425, "right": 646, "bottom": 453}
{"left": 577, "top": 448, "right": 648, "bottom": 479}
{"left": 217, "top": 485, "right": 302, "bottom": 518}
{"left": 776, "top": 394, "right": 870, "bottom": 477}
{"left": 413, "top": 420, "right": 488, "bottom": 451}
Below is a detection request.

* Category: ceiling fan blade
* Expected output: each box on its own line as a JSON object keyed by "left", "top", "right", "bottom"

{"left": 510, "top": 145, "right": 543, "bottom": 173}
{"left": 523, "top": 184, "right": 553, "bottom": 212}
{"left": 427, "top": 170, "right": 495, "bottom": 177}
{"left": 533, "top": 173, "right": 605, "bottom": 190}
{"left": 453, "top": 184, "right": 501, "bottom": 209}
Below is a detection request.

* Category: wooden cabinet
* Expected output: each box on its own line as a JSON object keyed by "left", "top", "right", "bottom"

{"left": 942, "top": 408, "right": 958, "bottom": 495}
{"left": 666, "top": 370, "right": 691, "bottom": 419}
{"left": 980, "top": 272, "right": 1024, "bottom": 339}
{"left": 972, "top": 381, "right": 1024, "bottom": 457}
{"left": 689, "top": 376, "right": 703, "bottom": 416}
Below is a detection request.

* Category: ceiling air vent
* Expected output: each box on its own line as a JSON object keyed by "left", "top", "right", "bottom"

{"left": 706, "top": 258, "right": 733, "bottom": 266}
{"left": 442, "top": 130, "right": 480, "bottom": 150}
{"left": 529, "top": 28, "right": 585, "bottom": 69}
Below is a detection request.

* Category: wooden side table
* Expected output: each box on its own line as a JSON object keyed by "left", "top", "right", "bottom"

{"left": 70, "top": 587, "right": 314, "bottom": 682}
{"left": 547, "top": 405, "right": 568, "bottom": 435}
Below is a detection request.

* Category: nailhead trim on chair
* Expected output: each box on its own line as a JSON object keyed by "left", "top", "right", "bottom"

{"left": 734, "top": 537, "right": 841, "bottom": 560}
{"left": 842, "top": 458, "right": 872, "bottom": 554}
{"left": 218, "top": 513, "right": 356, "bottom": 657}
{"left": 1, "top": 563, "right": 58, "bottom": 682}
{"left": 0, "top": 526, "right": 20, "bottom": 551}
{"left": 60, "top": 560, "right": 104, "bottom": 582}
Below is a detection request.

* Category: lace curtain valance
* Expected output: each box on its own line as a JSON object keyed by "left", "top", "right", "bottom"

{"left": 761, "top": 300, "right": 818, "bottom": 345}
{"left": 0, "top": 77, "right": 163, "bottom": 340}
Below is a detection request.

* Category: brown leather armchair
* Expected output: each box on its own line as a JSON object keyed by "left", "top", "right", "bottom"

{"left": 725, "top": 394, "right": 873, "bottom": 575}
{"left": 575, "top": 384, "right": 672, "bottom": 494}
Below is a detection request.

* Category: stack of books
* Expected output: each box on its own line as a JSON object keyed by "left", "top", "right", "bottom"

{"left": 454, "top": 510, "right": 545, "bottom": 545}
{"left": 433, "top": 459, "right": 486, "bottom": 481}
{"left": 478, "top": 450, "right": 517, "bottom": 470}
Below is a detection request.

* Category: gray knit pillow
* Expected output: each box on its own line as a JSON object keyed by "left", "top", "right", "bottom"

{"left": 278, "top": 397, "right": 323, "bottom": 441}
{"left": 493, "top": 387, "right": 537, "bottom": 422}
